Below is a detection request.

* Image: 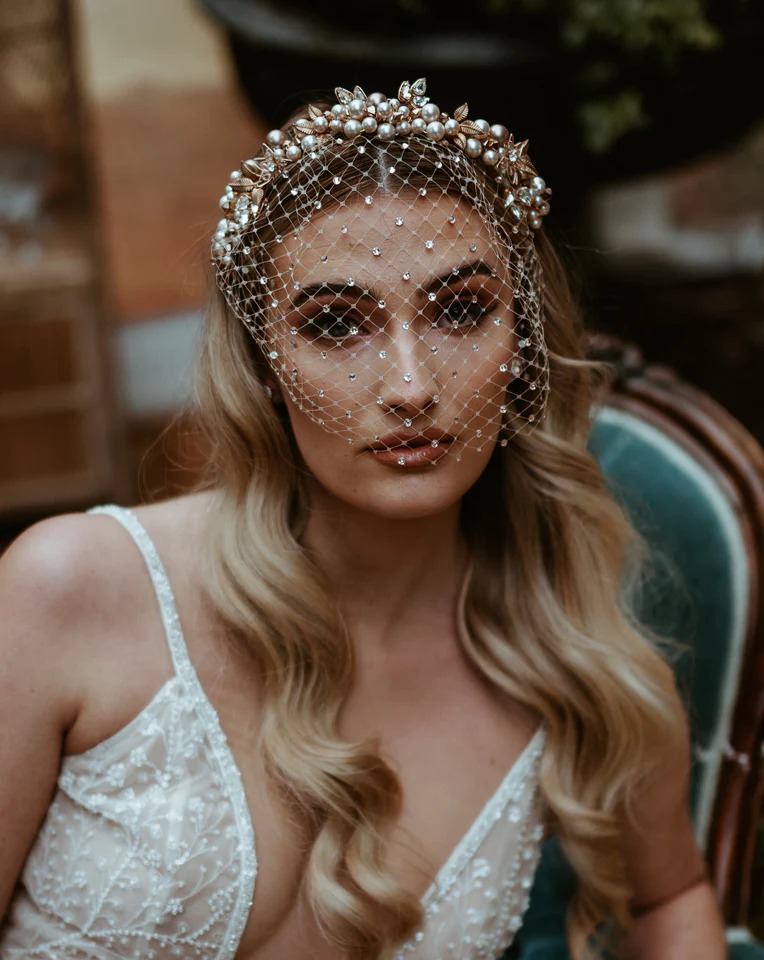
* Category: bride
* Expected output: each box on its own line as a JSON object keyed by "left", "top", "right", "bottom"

{"left": 0, "top": 79, "right": 725, "bottom": 960}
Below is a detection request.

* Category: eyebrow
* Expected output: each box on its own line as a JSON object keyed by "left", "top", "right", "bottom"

{"left": 290, "top": 259, "right": 497, "bottom": 309}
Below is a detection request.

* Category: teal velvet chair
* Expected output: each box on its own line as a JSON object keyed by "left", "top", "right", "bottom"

{"left": 507, "top": 342, "right": 764, "bottom": 959}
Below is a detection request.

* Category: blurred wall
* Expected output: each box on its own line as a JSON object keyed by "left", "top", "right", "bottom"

{"left": 74, "top": 0, "right": 263, "bottom": 323}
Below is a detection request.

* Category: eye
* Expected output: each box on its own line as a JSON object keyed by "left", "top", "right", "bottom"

{"left": 436, "top": 297, "right": 492, "bottom": 330}
{"left": 301, "top": 309, "right": 363, "bottom": 342}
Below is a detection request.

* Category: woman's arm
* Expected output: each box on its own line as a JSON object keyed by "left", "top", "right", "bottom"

{"left": 618, "top": 698, "right": 726, "bottom": 959}
{"left": 0, "top": 517, "right": 94, "bottom": 917}
{"left": 622, "top": 880, "right": 725, "bottom": 959}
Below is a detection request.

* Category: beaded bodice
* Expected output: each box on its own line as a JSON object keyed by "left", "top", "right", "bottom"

{"left": 0, "top": 504, "right": 547, "bottom": 960}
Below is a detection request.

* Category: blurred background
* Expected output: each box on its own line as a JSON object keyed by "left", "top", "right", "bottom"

{"left": 0, "top": 0, "right": 762, "bottom": 930}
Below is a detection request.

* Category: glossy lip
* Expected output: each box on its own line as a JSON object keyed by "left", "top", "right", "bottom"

{"left": 366, "top": 428, "right": 456, "bottom": 467}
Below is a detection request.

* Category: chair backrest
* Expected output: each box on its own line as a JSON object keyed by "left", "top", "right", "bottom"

{"left": 514, "top": 340, "right": 764, "bottom": 954}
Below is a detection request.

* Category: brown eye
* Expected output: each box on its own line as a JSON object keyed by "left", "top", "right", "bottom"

{"left": 301, "top": 310, "right": 361, "bottom": 341}
{"left": 437, "top": 297, "right": 493, "bottom": 330}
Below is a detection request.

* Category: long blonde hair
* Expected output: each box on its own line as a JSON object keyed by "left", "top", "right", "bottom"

{"left": 190, "top": 130, "right": 684, "bottom": 959}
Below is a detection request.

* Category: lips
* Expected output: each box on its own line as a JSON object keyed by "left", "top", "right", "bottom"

{"left": 365, "top": 428, "right": 457, "bottom": 467}
{"left": 367, "top": 427, "right": 455, "bottom": 451}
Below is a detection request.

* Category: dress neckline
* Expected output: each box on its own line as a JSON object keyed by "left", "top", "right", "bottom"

{"left": 87, "top": 503, "right": 545, "bottom": 957}
{"left": 87, "top": 504, "right": 258, "bottom": 960}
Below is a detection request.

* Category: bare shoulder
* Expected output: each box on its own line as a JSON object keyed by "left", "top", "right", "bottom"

{"left": 1, "top": 510, "right": 126, "bottom": 645}
{"left": 0, "top": 488, "right": 218, "bottom": 625}
{"left": 0, "top": 491, "right": 219, "bottom": 751}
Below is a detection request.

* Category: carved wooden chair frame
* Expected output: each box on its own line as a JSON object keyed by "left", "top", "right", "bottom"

{"left": 590, "top": 333, "right": 764, "bottom": 926}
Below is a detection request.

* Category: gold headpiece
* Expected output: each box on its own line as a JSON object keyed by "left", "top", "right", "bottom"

{"left": 212, "top": 77, "right": 551, "bottom": 265}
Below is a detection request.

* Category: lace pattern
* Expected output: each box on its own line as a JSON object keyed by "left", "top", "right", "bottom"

{"left": 0, "top": 504, "right": 547, "bottom": 960}
{"left": 0, "top": 505, "right": 257, "bottom": 960}
{"left": 396, "top": 728, "right": 545, "bottom": 959}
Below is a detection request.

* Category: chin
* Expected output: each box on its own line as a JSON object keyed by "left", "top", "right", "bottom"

{"left": 311, "top": 449, "right": 493, "bottom": 520}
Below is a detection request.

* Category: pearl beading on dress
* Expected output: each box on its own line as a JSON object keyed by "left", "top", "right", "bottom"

{"left": 0, "top": 504, "right": 547, "bottom": 960}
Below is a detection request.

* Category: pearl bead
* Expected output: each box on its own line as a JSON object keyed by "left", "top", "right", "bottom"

{"left": 348, "top": 98, "right": 366, "bottom": 119}
{"left": 377, "top": 101, "right": 393, "bottom": 119}
{"left": 426, "top": 120, "right": 446, "bottom": 141}
{"left": 344, "top": 119, "right": 362, "bottom": 138}
{"left": 331, "top": 104, "right": 347, "bottom": 119}
{"left": 266, "top": 129, "right": 285, "bottom": 146}
{"left": 271, "top": 147, "right": 284, "bottom": 160}
{"left": 398, "top": 105, "right": 410, "bottom": 119}
{"left": 367, "top": 92, "right": 385, "bottom": 105}
{"left": 361, "top": 116, "right": 377, "bottom": 133}
{"left": 396, "top": 120, "right": 411, "bottom": 135}
{"left": 444, "top": 118, "right": 460, "bottom": 136}
{"left": 312, "top": 115, "right": 329, "bottom": 133}
{"left": 536, "top": 200, "right": 550, "bottom": 216}
{"left": 483, "top": 149, "right": 499, "bottom": 166}
{"left": 421, "top": 102, "right": 440, "bottom": 122}
{"left": 329, "top": 119, "right": 342, "bottom": 133}
{"left": 473, "top": 119, "right": 490, "bottom": 134}
{"left": 465, "top": 138, "right": 482, "bottom": 158}
{"left": 411, "top": 117, "right": 426, "bottom": 131}
{"left": 301, "top": 135, "right": 318, "bottom": 153}
{"left": 531, "top": 176, "right": 546, "bottom": 193}
{"left": 490, "top": 124, "right": 509, "bottom": 143}
{"left": 285, "top": 144, "right": 301, "bottom": 160}
{"left": 389, "top": 98, "right": 400, "bottom": 110}
{"left": 377, "top": 122, "right": 396, "bottom": 140}
{"left": 230, "top": 170, "right": 241, "bottom": 179}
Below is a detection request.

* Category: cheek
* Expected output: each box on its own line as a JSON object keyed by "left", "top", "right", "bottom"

{"left": 283, "top": 399, "right": 355, "bottom": 475}
{"left": 272, "top": 341, "right": 376, "bottom": 431}
{"left": 451, "top": 335, "right": 515, "bottom": 422}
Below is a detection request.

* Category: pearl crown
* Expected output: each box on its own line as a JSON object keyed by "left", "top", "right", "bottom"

{"left": 211, "top": 78, "right": 551, "bottom": 265}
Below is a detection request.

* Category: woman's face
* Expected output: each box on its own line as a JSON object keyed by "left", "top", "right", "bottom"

{"left": 263, "top": 190, "right": 517, "bottom": 519}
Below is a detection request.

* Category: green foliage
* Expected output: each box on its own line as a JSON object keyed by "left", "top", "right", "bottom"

{"left": 393, "top": 0, "right": 724, "bottom": 153}
{"left": 577, "top": 89, "right": 649, "bottom": 154}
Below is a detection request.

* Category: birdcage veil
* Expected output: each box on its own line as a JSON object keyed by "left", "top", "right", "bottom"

{"left": 211, "top": 80, "right": 552, "bottom": 465}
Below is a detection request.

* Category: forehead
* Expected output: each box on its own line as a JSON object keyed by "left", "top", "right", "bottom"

{"left": 268, "top": 191, "right": 501, "bottom": 294}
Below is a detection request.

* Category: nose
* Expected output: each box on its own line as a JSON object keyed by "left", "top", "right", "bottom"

{"left": 376, "top": 324, "right": 441, "bottom": 420}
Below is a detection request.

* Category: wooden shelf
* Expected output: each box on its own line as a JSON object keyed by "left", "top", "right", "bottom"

{"left": 0, "top": 2, "right": 126, "bottom": 520}
{"left": 0, "top": 215, "right": 95, "bottom": 297}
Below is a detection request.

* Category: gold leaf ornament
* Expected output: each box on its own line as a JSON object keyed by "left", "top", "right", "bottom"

{"left": 454, "top": 103, "right": 469, "bottom": 122}
{"left": 230, "top": 176, "right": 256, "bottom": 193}
{"left": 459, "top": 120, "right": 489, "bottom": 139}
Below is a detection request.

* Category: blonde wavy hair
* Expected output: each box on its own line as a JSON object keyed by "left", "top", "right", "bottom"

{"left": 188, "top": 128, "right": 685, "bottom": 959}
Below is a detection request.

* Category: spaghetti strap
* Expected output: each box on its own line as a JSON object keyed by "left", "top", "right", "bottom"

{"left": 85, "top": 503, "right": 259, "bottom": 944}
{"left": 86, "top": 504, "right": 191, "bottom": 679}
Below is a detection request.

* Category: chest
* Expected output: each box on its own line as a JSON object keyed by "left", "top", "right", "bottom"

{"left": 52, "top": 566, "right": 543, "bottom": 960}
{"left": 16, "top": 655, "right": 544, "bottom": 960}
{"left": 208, "top": 644, "right": 540, "bottom": 958}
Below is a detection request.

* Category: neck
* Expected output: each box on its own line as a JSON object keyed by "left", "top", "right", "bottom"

{"left": 302, "top": 483, "right": 469, "bottom": 641}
